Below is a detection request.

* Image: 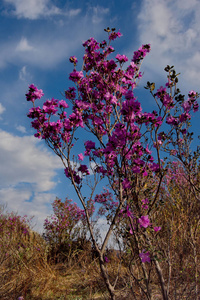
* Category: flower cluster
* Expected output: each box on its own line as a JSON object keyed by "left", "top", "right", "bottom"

{"left": 25, "top": 84, "right": 44, "bottom": 102}
{"left": 94, "top": 189, "right": 118, "bottom": 216}
{"left": 132, "top": 44, "right": 151, "bottom": 64}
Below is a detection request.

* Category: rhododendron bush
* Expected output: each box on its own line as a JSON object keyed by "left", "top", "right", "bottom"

{"left": 43, "top": 197, "right": 94, "bottom": 263}
{"left": 26, "top": 28, "right": 199, "bottom": 299}
{"left": 43, "top": 197, "right": 86, "bottom": 246}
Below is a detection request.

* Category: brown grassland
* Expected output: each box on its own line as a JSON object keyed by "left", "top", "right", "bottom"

{"left": 0, "top": 193, "right": 200, "bottom": 300}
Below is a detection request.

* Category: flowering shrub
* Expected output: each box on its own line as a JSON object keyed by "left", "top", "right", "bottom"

{"left": 43, "top": 198, "right": 92, "bottom": 262}
{"left": 0, "top": 209, "right": 30, "bottom": 251}
{"left": 0, "top": 207, "right": 49, "bottom": 299}
{"left": 26, "top": 28, "right": 199, "bottom": 299}
{"left": 44, "top": 198, "right": 85, "bottom": 244}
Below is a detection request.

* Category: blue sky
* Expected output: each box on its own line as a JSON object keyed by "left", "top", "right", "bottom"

{"left": 0, "top": 0, "right": 200, "bottom": 232}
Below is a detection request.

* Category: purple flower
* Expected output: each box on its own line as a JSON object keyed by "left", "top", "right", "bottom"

{"left": 182, "top": 100, "right": 191, "bottom": 112}
{"left": 65, "top": 87, "right": 76, "bottom": 100}
{"left": 122, "top": 178, "right": 131, "bottom": 189}
{"left": 59, "top": 100, "right": 69, "bottom": 108}
{"left": 104, "top": 256, "right": 109, "bottom": 263}
{"left": 170, "top": 149, "right": 177, "bottom": 155}
{"left": 193, "top": 101, "right": 199, "bottom": 112}
{"left": 69, "top": 70, "right": 84, "bottom": 82}
{"left": 132, "top": 44, "right": 151, "bottom": 63}
{"left": 69, "top": 56, "right": 78, "bottom": 65}
{"left": 179, "top": 112, "right": 191, "bottom": 123}
{"left": 85, "top": 140, "right": 95, "bottom": 149}
{"left": 138, "top": 215, "right": 150, "bottom": 228}
{"left": 116, "top": 54, "right": 128, "bottom": 63}
{"left": 156, "top": 86, "right": 166, "bottom": 97}
{"left": 43, "top": 99, "right": 58, "bottom": 115}
{"left": 78, "top": 164, "right": 90, "bottom": 175}
{"left": 142, "top": 198, "right": 149, "bottom": 209}
{"left": 84, "top": 140, "right": 95, "bottom": 155}
{"left": 154, "top": 226, "right": 161, "bottom": 232}
{"left": 188, "top": 90, "right": 197, "bottom": 98}
{"left": 181, "top": 129, "right": 187, "bottom": 135}
{"left": 26, "top": 84, "right": 44, "bottom": 102}
{"left": 64, "top": 168, "right": 81, "bottom": 184}
{"left": 139, "top": 251, "right": 151, "bottom": 263}
{"left": 150, "top": 163, "right": 160, "bottom": 172}
{"left": 109, "top": 30, "right": 122, "bottom": 41}
{"left": 166, "top": 116, "right": 179, "bottom": 126}
{"left": 78, "top": 153, "right": 84, "bottom": 161}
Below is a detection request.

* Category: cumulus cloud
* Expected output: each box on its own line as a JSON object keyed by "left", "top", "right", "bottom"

{"left": 95, "top": 218, "right": 120, "bottom": 249}
{"left": 0, "top": 187, "right": 56, "bottom": 232}
{"left": 137, "top": 0, "right": 200, "bottom": 90}
{"left": 0, "top": 130, "right": 64, "bottom": 231}
{"left": 0, "top": 130, "right": 62, "bottom": 191}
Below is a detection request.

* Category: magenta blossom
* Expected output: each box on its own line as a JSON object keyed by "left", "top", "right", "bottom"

{"left": 116, "top": 54, "right": 128, "bottom": 63}
{"left": 69, "top": 56, "right": 78, "bottom": 65}
{"left": 59, "top": 100, "right": 69, "bottom": 108}
{"left": 138, "top": 215, "right": 150, "bottom": 228}
{"left": 141, "top": 198, "right": 149, "bottom": 209}
{"left": 154, "top": 226, "right": 161, "bottom": 232}
{"left": 84, "top": 140, "right": 95, "bottom": 155}
{"left": 78, "top": 164, "right": 90, "bottom": 175}
{"left": 69, "top": 70, "right": 84, "bottom": 82}
{"left": 109, "top": 30, "right": 122, "bottom": 41}
{"left": 104, "top": 256, "right": 109, "bottom": 263}
{"left": 139, "top": 250, "right": 151, "bottom": 263}
{"left": 26, "top": 84, "right": 44, "bottom": 102}
{"left": 130, "top": 228, "right": 133, "bottom": 234}
{"left": 78, "top": 153, "right": 84, "bottom": 161}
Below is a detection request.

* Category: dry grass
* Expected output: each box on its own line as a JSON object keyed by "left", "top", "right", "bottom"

{"left": 0, "top": 235, "right": 199, "bottom": 299}
{"left": 0, "top": 223, "right": 109, "bottom": 300}
{"left": 0, "top": 207, "right": 200, "bottom": 299}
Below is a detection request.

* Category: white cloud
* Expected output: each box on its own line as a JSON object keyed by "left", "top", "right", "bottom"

{"left": 137, "top": 0, "right": 200, "bottom": 90}
{"left": 16, "top": 125, "right": 27, "bottom": 133}
{"left": 0, "top": 30, "right": 87, "bottom": 70}
{"left": 19, "top": 65, "right": 30, "bottom": 81}
{"left": 3, "top": 0, "right": 61, "bottom": 20}
{"left": 90, "top": 6, "right": 109, "bottom": 24}
{"left": 175, "top": 0, "right": 199, "bottom": 12}
{"left": 0, "top": 130, "right": 117, "bottom": 235}
{"left": 0, "top": 129, "right": 64, "bottom": 231}
{"left": 0, "top": 103, "right": 6, "bottom": 114}
{"left": 0, "top": 5, "right": 108, "bottom": 70}
{"left": 95, "top": 218, "right": 120, "bottom": 249}
{"left": 16, "top": 37, "right": 33, "bottom": 52}
{"left": 68, "top": 8, "right": 81, "bottom": 17}
{"left": 3, "top": 0, "right": 82, "bottom": 20}
{"left": 0, "top": 187, "right": 55, "bottom": 232}
{"left": 0, "top": 130, "right": 62, "bottom": 191}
